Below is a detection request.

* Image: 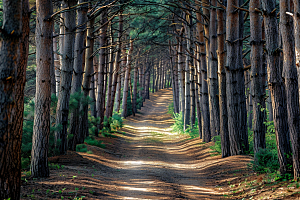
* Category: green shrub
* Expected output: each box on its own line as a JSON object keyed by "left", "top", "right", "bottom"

{"left": 84, "top": 137, "right": 105, "bottom": 148}
{"left": 76, "top": 144, "right": 87, "bottom": 152}
{"left": 170, "top": 112, "right": 199, "bottom": 139}
{"left": 101, "top": 113, "right": 123, "bottom": 137}
{"left": 167, "top": 101, "right": 174, "bottom": 114}
{"left": 210, "top": 135, "right": 222, "bottom": 155}
{"left": 251, "top": 148, "right": 279, "bottom": 173}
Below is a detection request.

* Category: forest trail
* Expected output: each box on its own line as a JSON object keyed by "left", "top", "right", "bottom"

{"left": 107, "top": 88, "right": 223, "bottom": 199}
{"left": 21, "top": 88, "right": 251, "bottom": 199}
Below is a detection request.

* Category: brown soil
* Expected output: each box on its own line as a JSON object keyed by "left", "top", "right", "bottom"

{"left": 21, "top": 88, "right": 299, "bottom": 200}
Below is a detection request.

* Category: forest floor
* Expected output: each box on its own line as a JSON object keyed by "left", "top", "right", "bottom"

{"left": 21, "top": 88, "right": 300, "bottom": 200}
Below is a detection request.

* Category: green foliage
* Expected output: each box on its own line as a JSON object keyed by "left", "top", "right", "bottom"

{"left": 101, "top": 113, "right": 123, "bottom": 137}
{"left": 136, "top": 82, "right": 143, "bottom": 110}
{"left": 250, "top": 148, "right": 279, "bottom": 173}
{"left": 126, "top": 88, "right": 133, "bottom": 116}
{"left": 170, "top": 112, "right": 199, "bottom": 139}
{"left": 84, "top": 136, "right": 105, "bottom": 148}
{"left": 210, "top": 135, "right": 222, "bottom": 155}
{"left": 76, "top": 144, "right": 87, "bottom": 153}
{"left": 88, "top": 114, "right": 100, "bottom": 136}
{"left": 21, "top": 95, "right": 60, "bottom": 169}
{"left": 167, "top": 101, "right": 174, "bottom": 114}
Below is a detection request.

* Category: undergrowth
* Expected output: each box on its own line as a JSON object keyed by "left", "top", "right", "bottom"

{"left": 170, "top": 112, "right": 199, "bottom": 139}
{"left": 84, "top": 136, "right": 105, "bottom": 148}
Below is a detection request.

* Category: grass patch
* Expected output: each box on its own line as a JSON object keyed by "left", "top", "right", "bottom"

{"left": 76, "top": 144, "right": 87, "bottom": 152}
{"left": 84, "top": 136, "right": 105, "bottom": 148}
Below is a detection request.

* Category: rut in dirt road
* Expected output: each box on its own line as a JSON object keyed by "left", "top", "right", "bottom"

{"left": 106, "top": 88, "right": 223, "bottom": 199}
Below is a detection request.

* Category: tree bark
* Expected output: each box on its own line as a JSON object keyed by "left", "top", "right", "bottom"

{"left": 208, "top": 0, "right": 220, "bottom": 138}
{"left": 226, "top": 0, "right": 246, "bottom": 155}
{"left": 250, "top": 0, "right": 266, "bottom": 154}
{"left": 262, "top": 0, "right": 292, "bottom": 175}
{"left": 121, "top": 40, "right": 133, "bottom": 118}
{"left": 97, "top": 9, "right": 108, "bottom": 130}
{"left": 217, "top": 0, "right": 230, "bottom": 157}
{"left": 105, "top": 28, "right": 115, "bottom": 118}
{"left": 280, "top": 0, "right": 300, "bottom": 179}
{"left": 196, "top": 2, "right": 210, "bottom": 142}
{"left": 0, "top": 0, "right": 26, "bottom": 198}
{"left": 31, "top": 0, "right": 53, "bottom": 178}
{"left": 184, "top": 13, "right": 192, "bottom": 131}
{"left": 110, "top": 11, "right": 123, "bottom": 116}
{"left": 55, "top": 0, "right": 77, "bottom": 155}
{"left": 293, "top": 0, "right": 300, "bottom": 101}
{"left": 68, "top": 0, "right": 88, "bottom": 150}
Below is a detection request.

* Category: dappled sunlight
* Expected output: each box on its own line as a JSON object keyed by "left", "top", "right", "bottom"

{"left": 23, "top": 89, "right": 247, "bottom": 199}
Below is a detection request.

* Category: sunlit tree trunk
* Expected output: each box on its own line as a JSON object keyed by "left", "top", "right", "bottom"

{"left": 280, "top": 0, "right": 300, "bottom": 179}
{"left": 55, "top": 0, "right": 77, "bottom": 154}
{"left": 262, "top": 0, "right": 292, "bottom": 175}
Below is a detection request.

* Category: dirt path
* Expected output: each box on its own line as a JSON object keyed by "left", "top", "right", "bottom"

{"left": 107, "top": 88, "right": 223, "bottom": 199}
{"left": 21, "top": 88, "right": 251, "bottom": 200}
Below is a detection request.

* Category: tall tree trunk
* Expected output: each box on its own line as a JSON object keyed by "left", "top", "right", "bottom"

{"left": 294, "top": 0, "right": 300, "bottom": 100}
{"left": 280, "top": 0, "right": 300, "bottom": 179}
{"left": 208, "top": 0, "right": 220, "bottom": 138}
{"left": 55, "top": 0, "right": 77, "bottom": 155}
{"left": 217, "top": 0, "right": 230, "bottom": 157}
{"left": 69, "top": 0, "right": 87, "bottom": 150}
{"left": 79, "top": 17, "right": 95, "bottom": 143}
{"left": 195, "top": 46, "right": 202, "bottom": 139}
{"left": 110, "top": 12, "right": 123, "bottom": 116}
{"left": 53, "top": 33, "right": 60, "bottom": 96}
{"left": 250, "top": 0, "right": 266, "bottom": 154}
{"left": 105, "top": 28, "right": 114, "bottom": 118}
{"left": 97, "top": 10, "right": 108, "bottom": 130}
{"left": 184, "top": 13, "right": 192, "bottom": 131}
{"left": 133, "top": 54, "right": 139, "bottom": 113}
{"left": 196, "top": 2, "right": 211, "bottom": 142}
{"left": 90, "top": 57, "right": 97, "bottom": 120}
{"left": 178, "top": 34, "right": 185, "bottom": 114}
{"left": 226, "top": 0, "right": 246, "bottom": 155}
{"left": 262, "top": 0, "right": 292, "bottom": 175}
{"left": 121, "top": 40, "right": 133, "bottom": 118}
{"left": 239, "top": 0, "right": 249, "bottom": 153}
{"left": 0, "top": 0, "right": 27, "bottom": 198}
{"left": 31, "top": 0, "right": 52, "bottom": 178}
